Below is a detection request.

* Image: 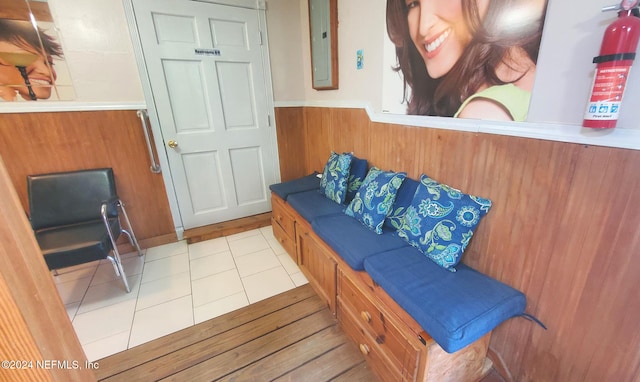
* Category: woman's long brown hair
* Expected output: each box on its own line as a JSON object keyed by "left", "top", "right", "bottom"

{"left": 387, "top": 0, "right": 546, "bottom": 116}
{"left": 0, "top": 19, "right": 63, "bottom": 60}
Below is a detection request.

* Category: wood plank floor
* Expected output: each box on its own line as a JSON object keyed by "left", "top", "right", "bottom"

{"left": 94, "top": 284, "right": 378, "bottom": 382}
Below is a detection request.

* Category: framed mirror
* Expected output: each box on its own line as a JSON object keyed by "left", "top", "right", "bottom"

{"left": 308, "top": 0, "right": 338, "bottom": 90}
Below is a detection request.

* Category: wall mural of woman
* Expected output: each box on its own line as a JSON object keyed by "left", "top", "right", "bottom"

{"left": 386, "top": 0, "right": 548, "bottom": 122}
{"left": 0, "top": 0, "right": 74, "bottom": 102}
{"left": 0, "top": 19, "right": 62, "bottom": 101}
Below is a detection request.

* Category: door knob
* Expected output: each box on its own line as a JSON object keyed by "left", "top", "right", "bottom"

{"left": 167, "top": 140, "right": 178, "bottom": 148}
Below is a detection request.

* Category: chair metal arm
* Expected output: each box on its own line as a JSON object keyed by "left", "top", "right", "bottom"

{"left": 101, "top": 197, "right": 142, "bottom": 257}
{"left": 100, "top": 196, "right": 121, "bottom": 218}
{"left": 101, "top": 197, "right": 122, "bottom": 253}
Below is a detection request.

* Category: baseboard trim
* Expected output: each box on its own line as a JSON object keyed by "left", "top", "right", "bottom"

{"left": 114, "top": 213, "right": 273, "bottom": 252}
{"left": 116, "top": 233, "right": 177, "bottom": 254}
{"left": 184, "top": 212, "right": 272, "bottom": 244}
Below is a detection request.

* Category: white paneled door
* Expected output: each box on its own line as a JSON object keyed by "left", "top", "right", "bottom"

{"left": 131, "top": 0, "right": 279, "bottom": 229}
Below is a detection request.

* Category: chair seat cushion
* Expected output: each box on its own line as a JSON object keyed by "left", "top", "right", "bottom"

{"left": 312, "top": 214, "right": 409, "bottom": 271}
{"left": 35, "top": 219, "right": 120, "bottom": 270}
{"left": 363, "top": 247, "right": 526, "bottom": 353}
{"left": 269, "top": 173, "right": 320, "bottom": 201}
{"left": 286, "top": 190, "right": 345, "bottom": 222}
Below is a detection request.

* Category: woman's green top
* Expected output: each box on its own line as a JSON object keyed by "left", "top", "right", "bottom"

{"left": 454, "top": 84, "right": 531, "bottom": 122}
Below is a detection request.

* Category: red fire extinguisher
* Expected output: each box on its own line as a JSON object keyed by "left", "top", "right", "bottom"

{"left": 584, "top": 0, "right": 640, "bottom": 128}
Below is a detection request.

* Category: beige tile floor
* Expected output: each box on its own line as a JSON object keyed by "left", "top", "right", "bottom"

{"left": 53, "top": 226, "right": 308, "bottom": 362}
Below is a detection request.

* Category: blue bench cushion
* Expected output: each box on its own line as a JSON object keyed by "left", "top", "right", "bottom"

{"left": 364, "top": 248, "right": 526, "bottom": 353}
{"left": 312, "top": 214, "right": 409, "bottom": 271}
{"left": 269, "top": 173, "right": 320, "bottom": 201}
{"left": 287, "top": 190, "right": 345, "bottom": 222}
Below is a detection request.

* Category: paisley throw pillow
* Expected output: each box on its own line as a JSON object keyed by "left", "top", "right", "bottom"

{"left": 320, "top": 151, "right": 353, "bottom": 204}
{"left": 345, "top": 156, "right": 368, "bottom": 204}
{"left": 396, "top": 174, "right": 492, "bottom": 271}
{"left": 345, "top": 167, "right": 406, "bottom": 234}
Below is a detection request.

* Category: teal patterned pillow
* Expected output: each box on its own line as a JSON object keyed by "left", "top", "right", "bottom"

{"left": 397, "top": 174, "right": 492, "bottom": 271}
{"left": 345, "top": 167, "right": 407, "bottom": 234}
{"left": 320, "top": 151, "right": 353, "bottom": 204}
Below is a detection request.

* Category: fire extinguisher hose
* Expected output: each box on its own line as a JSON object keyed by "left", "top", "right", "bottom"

{"left": 593, "top": 52, "right": 636, "bottom": 62}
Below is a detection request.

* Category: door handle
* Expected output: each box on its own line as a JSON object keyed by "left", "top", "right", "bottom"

{"left": 167, "top": 140, "right": 179, "bottom": 148}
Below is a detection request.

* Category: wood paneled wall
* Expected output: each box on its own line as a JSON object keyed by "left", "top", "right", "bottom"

{"left": 275, "top": 106, "right": 640, "bottom": 382}
{"left": 0, "top": 110, "right": 176, "bottom": 248}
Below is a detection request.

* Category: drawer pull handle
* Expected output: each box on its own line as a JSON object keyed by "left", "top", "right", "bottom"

{"left": 359, "top": 343, "right": 370, "bottom": 356}
{"left": 360, "top": 311, "right": 371, "bottom": 323}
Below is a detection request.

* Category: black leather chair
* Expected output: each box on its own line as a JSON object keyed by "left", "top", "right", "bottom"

{"left": 27, "top": 168, "right": 142, "bottom": 293}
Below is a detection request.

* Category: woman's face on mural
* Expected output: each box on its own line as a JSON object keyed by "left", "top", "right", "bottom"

{"left": 0, "top": 40, "right": 57, "bottom": 101}
{"left": 405, "top": 0, "right": 485, "bottom": 79}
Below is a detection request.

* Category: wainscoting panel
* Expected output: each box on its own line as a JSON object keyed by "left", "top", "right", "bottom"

{"left": 274, "top": 107, "right": 306, "bottom": 181}
{"left": 0, "top": 110, "right": 176, "bottom": 247}
{"left": 275, "top": 106, "right": 640, "bottom": 382}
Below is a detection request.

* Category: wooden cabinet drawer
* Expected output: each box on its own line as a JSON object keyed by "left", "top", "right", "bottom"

{"left": 271, "top": 217, "right": 297, "bottom": 262}
{"left": 271, "top": 194, "right": 295, "bottom": 239}
{"left": 338, "top": 298, "right": 404, "bottom": 381}
{"left": 338, "top": 270, "right": 420, "bottom": 381}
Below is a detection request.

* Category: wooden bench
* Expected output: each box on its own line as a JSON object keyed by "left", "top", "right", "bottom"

{"left": 272, "top": 193, "right": 493, "bottom": 382}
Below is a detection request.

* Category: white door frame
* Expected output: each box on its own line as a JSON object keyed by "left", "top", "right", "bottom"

{"left": 123, "top": 0, "right": 279, "bottom": 240}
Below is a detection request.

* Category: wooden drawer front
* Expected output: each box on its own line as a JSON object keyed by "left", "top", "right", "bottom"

{"left": 271, "top": 194, "right": 296, "bottom": 239}
{"left": 271, "top": 217, "right": 297, "bottom": 262}
{"left": 338, "top": 299, "right": 404, "bottom": 382}
{"left": 338, "top": 271, "right": 420, "bottom": 380}
{"left": 297, "top": 226, "right": 337, "bottom": 314}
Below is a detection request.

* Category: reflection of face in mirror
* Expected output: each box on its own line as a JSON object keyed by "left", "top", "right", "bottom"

{"left": 0, "top": 19, "right": 62, "bottom": 101}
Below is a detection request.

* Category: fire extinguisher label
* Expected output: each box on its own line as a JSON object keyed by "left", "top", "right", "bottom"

{"left": 584, "top": 65, "right": 631, "bottom": 120}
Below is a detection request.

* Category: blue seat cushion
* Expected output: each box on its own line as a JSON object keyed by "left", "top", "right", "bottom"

{"left": 269, "top": 173, "right": 320, "bottom": 201}
{"left": 364, "top": 248, "right": 526, "bottom": 353}
{"left": 312, "top": 214, "right": 409, "bottom": 271}
{"left": 287, "top": 190, "right": 345, "bottom": 222}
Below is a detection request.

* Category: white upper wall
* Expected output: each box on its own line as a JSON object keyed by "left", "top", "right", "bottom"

{"left": 267, "top": 0, "right": 385, "bottom": 110}
{"left": 47, "top": 0, "right": 145, "bottom": 105}
{"left": 268, "top": 0, "right": 640, "bottom": 135}
{"left": 305, "top": 0, "right": 385, "bottom": 111}
{"left": 7, "top": 0, "right": 639, "bottom": 147}
{"left": 265, "top": 0, "right": 305, "bottom": 101}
